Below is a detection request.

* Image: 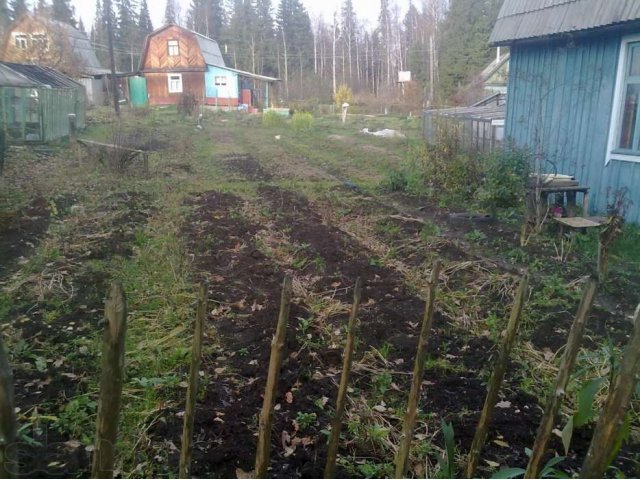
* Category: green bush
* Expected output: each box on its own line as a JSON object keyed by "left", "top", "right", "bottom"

{"left": 262, "top": 110, "right": 284, "bottom": 128}
{"left": 476, "top": 148, "right": 530, "bottom": 212}
{"left": 291, "top": 112, "right": 313, "bottom": 132}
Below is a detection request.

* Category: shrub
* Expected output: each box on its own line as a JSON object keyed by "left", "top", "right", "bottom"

{"left": 262, "top": 110, "right": 284, "bottom": 128}
{"left": 476, "top": 148, "right": 530, "bottom": 212}
{"left": 291, "top": 112, "right": 313, "bottom": 132}
{"left": 334, "top": 84, "right": 353, "bottom": 107}
{"left": 177, "top": 92, "right": 198, "bottom": 117}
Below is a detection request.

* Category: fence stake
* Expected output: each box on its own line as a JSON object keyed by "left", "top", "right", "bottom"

{"left": 525, "top": 277, "right": 598, "bottom": 478}
{"left": 91, "top": 282, "right": 127, "bottom": 479}
{"left": 179, "top": 283, "right": 209, "bottom": 479}
{"left": 465, "top": 273, "right": 530, "bottom": 478}
{"left": 580, "top": 304, "right": 640, "bottom": 478}
{"left": 255, "top": 276, "right": 293, "bottom": 478}
{"left": 394, "top": 261, "right": 442, "bottom": 478}
{"left": 0, "top": 334, "right": 17, "bottom": 478}
{"left": 324, "top": 278, "right": 363, "bottom": 479}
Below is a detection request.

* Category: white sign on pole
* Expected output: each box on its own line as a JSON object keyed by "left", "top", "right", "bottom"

{"left": 398, "top": 71, "right": 412, "bottom": 83}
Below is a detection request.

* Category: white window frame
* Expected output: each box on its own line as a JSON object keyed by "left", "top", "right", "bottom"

{"left": 14, "top": 34, "right": 27, "bottom": 49}
{"left": 214, "top": 76, "right": 227, "bottom": 86}
{"left": 168, "top": 73, "right": 183, "bottom": 93}
{"left": 167, "top": 39, "right": 180, "bottom": 57}
{"left": 607, "top": 33, "right": 640, "bottom": 164}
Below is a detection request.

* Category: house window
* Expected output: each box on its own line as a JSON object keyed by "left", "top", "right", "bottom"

{"left": 31, "top": 33, "right": 48, "bottom": 49}
{"left": 608, "top": 35, "right": 640, "bottom": 163}
{"left": 214, "top": 76, "right": 227, "bottom": 86}
{"left": 168, "top": 74, "right": 183, "bottom": 93}
{"left": 167, "top": 40, "right": 180, "bottom": 56}
{"left": 14, "top": 34, "right": 27, "bottom": 49}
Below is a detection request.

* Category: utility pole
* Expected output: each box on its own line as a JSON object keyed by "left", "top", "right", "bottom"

{"left": 105, "top": 0, "right": 120, "bottom": 116}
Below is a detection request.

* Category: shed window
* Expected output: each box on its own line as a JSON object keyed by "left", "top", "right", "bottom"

{"left": 214, "top": 76, "right": 227, "bottom": 86}
{"left": 15, "top": 34, "right": 27, "bottom": 49}
{"left": 168, "top": 74, "right": 183, "bottom": 93}
{"left": 608, "top": 36, "right": 640, "bottom": 163}
{"left": 167, "top": 40, "right": 180, "bottom": 56}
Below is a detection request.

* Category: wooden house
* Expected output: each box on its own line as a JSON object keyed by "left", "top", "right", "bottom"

{"left": 1, "top": 14, "right": 109, "bottom": 105}
{"left": 139, "top": 24, "right": 278, "bottom": 109}
{"left": 491, "top": 0, "right": 640, "bottom": 222}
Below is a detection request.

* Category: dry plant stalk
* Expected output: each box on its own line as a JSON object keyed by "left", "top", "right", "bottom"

{"left": 179, "top": 283, "right": 209, "bottom": 478}
{"left": 324, "top": 278, "right": 363, "bottom": 479}
{"left": 394, "top": 261, "right": 442, "bottom": 478}
{"left": 525, "top": 277, "right": 598, "bottom": 478}
{"left": 465, "top": 273, "right": 530, "bottom": 478}
{"left": 91, "top": 282, "right": 127, "bottom": 479}
{"left": 580, "top": 304, "right": 640, "bottom": 478}
{"left": 0, "top": 333, "right": 17, "bottom": 478}
{"left": 255, "top": 276, "right": 293, "bottom": 478}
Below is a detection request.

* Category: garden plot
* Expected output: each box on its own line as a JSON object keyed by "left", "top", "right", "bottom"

{"left": 0, "top": 109, "right": 638, "bottom": 478}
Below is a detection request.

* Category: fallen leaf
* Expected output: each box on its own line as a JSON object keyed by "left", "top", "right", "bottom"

{"left": 285, "top": 391, "right": 294, "bottom": 404}
{"left": 485, "top": 460, "right": 500, "bottom": 468}
{"left": 496, "top": 400, "right": 511, "bottom": 409}
{"left": 64, "top": 440, "right": 82, "bottom": 450}
{"left": 214, "top": 367, "right": 226, "bottom": 375}
{"left": 251, "top": 300, "right": 265, "bottom": 312}
{"left": 372, "top": 405, "right": 387, "bottom": 413}
{"left": 542, "top": 348, "right": 554, "bottom": 361}
{"left": 236, "top": 467, "right": 254, "bottom": 479}
{"left": 493, "top": 439, "right": 510, "bottom": 448}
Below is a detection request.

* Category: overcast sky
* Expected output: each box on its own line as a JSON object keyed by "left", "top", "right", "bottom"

{"left": 70, "top": 0, "right": 410, "bottom": 32}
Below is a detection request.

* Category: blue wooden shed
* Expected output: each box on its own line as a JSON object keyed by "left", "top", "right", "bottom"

{"left": 491, "top": 0, "right": 640, "bottom": 222}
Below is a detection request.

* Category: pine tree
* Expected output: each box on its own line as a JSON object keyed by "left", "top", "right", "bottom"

{"left": 438, "top": 0, "right": 503, "bottom": 100}
{"left": 78, "top": 17, "right": 86, "bottom": 33}
{"left": 9, "top": 0, "right": 28, "bottom": 20}
{"left": 116, "top": 0, "right": 139, "bottom": 71}
{"left": 138, "top": 0, "right": 153, "bottom": 35}
{"left": 255, "top": 0, "right": 275, "bottom": 75}
{"left": 164, "top": 0, "right": 176, "bottom": 25}
{"left": 51, "top": 0, "right": 77, "bottom": 26}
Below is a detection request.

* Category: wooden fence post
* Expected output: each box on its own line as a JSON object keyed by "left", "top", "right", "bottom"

{"left": 179, "top": 283, "right": 209, "bottom": 479}
{"left": 91, "top": 282, "right": 127, "bottom": 479}
{"left": 324, "top": 278, "right": 363, "bottom": 479}
{"left": 465, "top": 273, "right": 530, "bottom": 478}
{"left": 255, "top": 276, "right": 293, "bottom": 478}
{"left": 394, "top": 261, "right": 442, "bottom": 478}
{"left": 525, "top": 277, "right": 598, "bottom": 478}
{"left": 579, "top": 304, "right": 640, "bottom": 478}
{"left": 0, "top": 334, "right": 17, "bottom": 478}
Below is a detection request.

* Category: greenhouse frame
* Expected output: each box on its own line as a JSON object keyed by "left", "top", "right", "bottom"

{"left": 0, "top": 62, "right": 86, "bottom": 143}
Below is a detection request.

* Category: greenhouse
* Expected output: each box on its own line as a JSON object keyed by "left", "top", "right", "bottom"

{"left": 0, "top": 62, "right": 86, "bottom": 143}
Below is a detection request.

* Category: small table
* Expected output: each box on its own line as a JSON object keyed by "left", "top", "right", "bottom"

{"left": 553, "top": 216, "right": 608, "bottom": 261}
{"left": 525, "top": 184, "right": 590, "bottom": 227}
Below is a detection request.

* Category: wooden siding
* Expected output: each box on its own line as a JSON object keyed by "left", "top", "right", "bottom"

{"left": 505, "top": 33, "right": 640, "bottom": 223}
{"left": 145, "top": 72, "right": 204, "bottom": 106}
{"left": 141, "top": 25, "right": 205, "bottom": 72}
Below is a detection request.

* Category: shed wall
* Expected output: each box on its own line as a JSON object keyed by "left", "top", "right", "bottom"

{"left": 505, "top": 34, "right": 640, "bottom": 222}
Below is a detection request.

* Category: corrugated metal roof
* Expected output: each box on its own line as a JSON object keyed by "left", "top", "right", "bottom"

{"left": 48, "top": 20, "right": 104, "bottom": 71}
{"left": 490, "top": 0, "right": 640, "bottom": 45}
{"left": 192, "top": 31, "right": 226, "bottom": 67}
{"left": 0, "top": 63, "right": 40, "bottom": 87}
{"left": 0, "top": 62, "right": 81, "bottom": 89}
{"left": 424, "top": 104, "right": 505, "bottom": 121}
